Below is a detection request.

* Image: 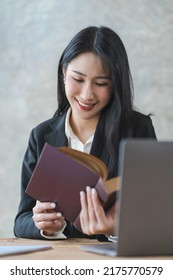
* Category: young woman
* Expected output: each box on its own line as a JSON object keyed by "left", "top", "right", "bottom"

{"left": 14, "top": 26, "right": 156, "bottom": 240}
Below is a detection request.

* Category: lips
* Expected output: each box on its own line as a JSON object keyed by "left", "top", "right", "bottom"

{"left": 76, "top": 99, "right": 96, "bottom": 110}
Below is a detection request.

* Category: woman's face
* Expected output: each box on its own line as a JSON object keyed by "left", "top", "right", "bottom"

{"left": 63, "top": 52, "right": 112, "bottom": 125}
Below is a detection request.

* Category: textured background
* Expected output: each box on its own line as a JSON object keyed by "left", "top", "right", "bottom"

{"left": 0, "top": 0, "right": 173, "bottom": 237}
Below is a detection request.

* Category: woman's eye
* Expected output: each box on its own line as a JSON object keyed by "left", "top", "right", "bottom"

{"left": 73, "top": 77, "right": 84, "bottom": 83}
{"left": 95, "top": 82, "right": 108, "bottom": 86}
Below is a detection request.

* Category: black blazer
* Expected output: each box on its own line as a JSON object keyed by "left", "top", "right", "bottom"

{"left": 14, "top": 110, "right": 156, "bottom": 239}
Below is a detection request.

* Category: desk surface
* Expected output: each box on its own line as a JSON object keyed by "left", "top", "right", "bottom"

{"left": 0, "top": 238, "right": 173, "bottom": 260}
{"left": 0, "top": 238, "right": 112, "bottom": 260}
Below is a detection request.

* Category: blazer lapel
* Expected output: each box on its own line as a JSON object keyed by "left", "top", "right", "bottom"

{"left": 44, "top": 113, "right": 68, "bottom": 148}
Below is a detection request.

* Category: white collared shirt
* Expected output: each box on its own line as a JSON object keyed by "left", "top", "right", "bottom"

{"left": 65, "top": 108, "right": 94, "bottom": 153}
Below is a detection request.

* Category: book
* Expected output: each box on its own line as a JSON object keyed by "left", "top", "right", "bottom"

{"left": 25, "top": 143, "right": 119, "bottom": 232}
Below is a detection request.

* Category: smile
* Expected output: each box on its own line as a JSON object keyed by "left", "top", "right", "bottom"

{"left": 76, "top": 99, "right": 96, "bottom": 110}
{"left": 78, "top": 101, "right": 94, "bottom": 107}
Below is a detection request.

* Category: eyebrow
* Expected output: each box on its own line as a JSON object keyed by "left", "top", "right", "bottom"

{"left": 72, "top": 70, "right": 111, "bottom": 80}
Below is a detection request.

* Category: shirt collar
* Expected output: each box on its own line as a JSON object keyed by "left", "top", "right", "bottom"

{"left": 65, "top": 107, "right": 76, "bottom": 141}
{"left": 65, "top": 107, "right": 94, "bottom": 148}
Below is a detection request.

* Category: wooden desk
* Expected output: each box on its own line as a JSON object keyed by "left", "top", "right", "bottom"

{"left": 0, "top": 238, "right": 173, "bottom": 260}
{"left": 0, "top": 238, "right": 113, "bottom": 260}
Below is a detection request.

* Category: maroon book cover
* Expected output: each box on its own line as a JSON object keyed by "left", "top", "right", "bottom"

{"left": 25, "top": 143, "right": 117, "bottom": 232}
{"left": 26, "top": 144, "right": 99, "bottom": 229}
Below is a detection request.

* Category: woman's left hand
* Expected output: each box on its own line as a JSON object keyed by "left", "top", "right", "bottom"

{"left": 80, "top": 186, "right": 116, "bottom": 236}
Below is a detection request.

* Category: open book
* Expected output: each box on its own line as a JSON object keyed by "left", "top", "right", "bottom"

{"left": 25, "top": 143, "right": 119, "bottom": 232}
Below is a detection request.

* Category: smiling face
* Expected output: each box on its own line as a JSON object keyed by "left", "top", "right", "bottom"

{"left": 63, "top": 52, "right": 112, "bottom": 130}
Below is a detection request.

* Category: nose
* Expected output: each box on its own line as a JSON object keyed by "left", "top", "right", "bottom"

{"left": 80, "top": 82, "right": 94, "bottom": 101}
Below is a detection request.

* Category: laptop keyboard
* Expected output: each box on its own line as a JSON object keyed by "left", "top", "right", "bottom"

{"left": 80, "top": 242, "right": 118, "bottom": 257}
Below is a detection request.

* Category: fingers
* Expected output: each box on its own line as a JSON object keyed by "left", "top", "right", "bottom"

{"left": 86, "top": 187, "right": 97, "bottom": 221}
{"left": 33, "top": 200, "right": 56, "bottom": 214}
{"left": 33, "top": 210, "right": 62, "bottom": 224}
{"left": 80, "top": 187, "right": 105, "bottom": 235}
{"left": 35, "top": 216, "right": 64, "bottom": 235}
{"left": 90, "top": 188, "right": 105, "bottom": 220}
{"left": 80, "top": 187, "right": 116, "bottom": 235}
{"left": 32, "top": 200, "right": 65, "bottom": 235}
{"left": 80, "top": 190, "right": 88, "bottom": 233}
{"left": 80, "top": 191, "right": 88, "bottom": 219}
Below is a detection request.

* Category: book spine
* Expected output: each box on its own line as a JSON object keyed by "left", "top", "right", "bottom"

{"left": 95, "top": 178, "right": 116, "bottom": 211}
{"left": 73, "top": 214, "right": 83, "bottom": 232}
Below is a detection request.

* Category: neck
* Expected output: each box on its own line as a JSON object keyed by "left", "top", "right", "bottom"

{"left": 70, "top": 113, "right": 98, "bottom": 144}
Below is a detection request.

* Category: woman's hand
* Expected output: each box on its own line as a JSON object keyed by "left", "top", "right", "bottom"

{"left": 80, "top": 186, "right": 117, "bottom": 236}
{"left": 32, "top": 200, "right": 65, "bottom": 236}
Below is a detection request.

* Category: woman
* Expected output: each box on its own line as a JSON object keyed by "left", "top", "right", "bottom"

{"left": 14, "top": 26, "right": 156, "bottom": 240}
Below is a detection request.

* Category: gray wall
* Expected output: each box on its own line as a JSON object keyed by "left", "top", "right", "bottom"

{"left": 0, "top": 0, "right": 173, "bottom": 237}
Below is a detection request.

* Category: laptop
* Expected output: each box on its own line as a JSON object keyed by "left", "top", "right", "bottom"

{"left": 81, "top": 139, "right": 173, "bottom": 256}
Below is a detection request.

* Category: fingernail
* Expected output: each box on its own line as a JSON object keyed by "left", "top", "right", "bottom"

{"left": 80, "top": 191, "right": 85, "bottom": 197}
{"left": 91, "top": 188, "right": 97, "bottom": 195}
{"left": 57, "top": 212, "right": 62, "bottom": 217}
{"left": 86, "top": 186, "right": 91, "bottom": 192}
{"left": 50, "top": 202, "right": 56, "bottom": 208}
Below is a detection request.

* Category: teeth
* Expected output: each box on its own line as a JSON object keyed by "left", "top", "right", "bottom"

{"left": 78, "top": 101, "right": 93, "bottom": 107}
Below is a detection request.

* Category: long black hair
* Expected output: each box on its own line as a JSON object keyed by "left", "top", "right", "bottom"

{"left": 55, "top": 26, "right": 133, "bottom": 176}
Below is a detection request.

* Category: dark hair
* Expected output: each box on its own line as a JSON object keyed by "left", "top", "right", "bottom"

{"left": 56, "top": 26, "right": 133, "bottom": 176}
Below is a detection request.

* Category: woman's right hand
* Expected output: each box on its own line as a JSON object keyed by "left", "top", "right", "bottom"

{"left": 32, "top": 200, "right": 65, "bottom": 236}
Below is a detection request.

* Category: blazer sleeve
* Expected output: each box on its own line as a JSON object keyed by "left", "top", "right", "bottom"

{"left": 14, "top": 129, "right": 45, "bottom": 239}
